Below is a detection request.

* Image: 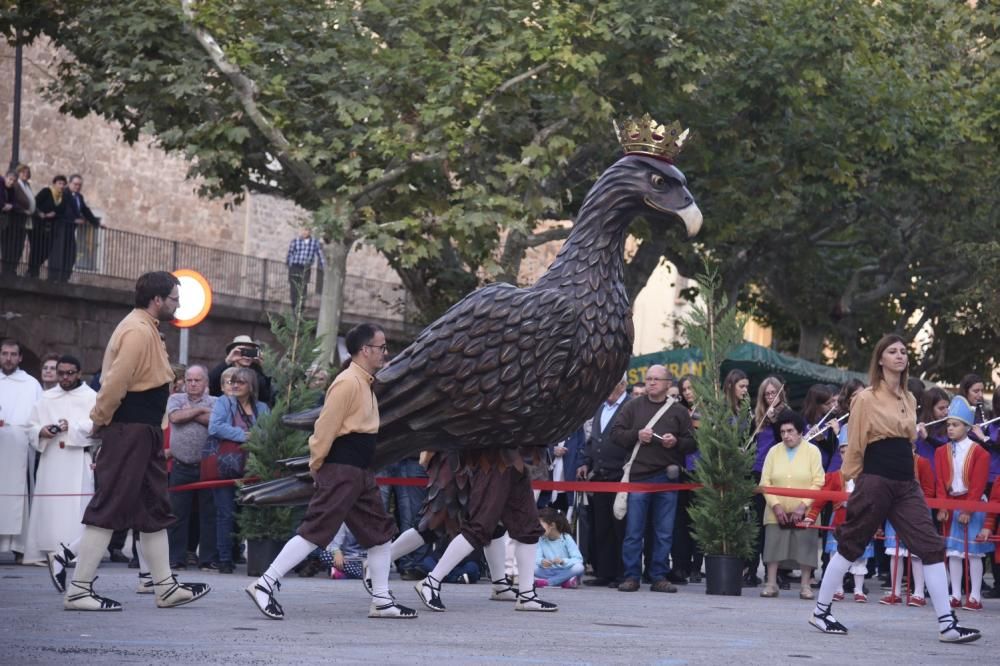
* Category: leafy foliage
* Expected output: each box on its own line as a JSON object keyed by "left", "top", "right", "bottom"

{"left": 3, "top": 1, "right": 997, "bottom": 379}
{"left": 238, "top": 311, "right": 323, "bottom": 541}
{"left": 684, "top": 265, "right": 757, "bottom": 558}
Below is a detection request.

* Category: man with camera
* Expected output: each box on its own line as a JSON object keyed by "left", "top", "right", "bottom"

{"left": 24, "top": 355, "right": 96, "bottom": 566}
{"left": 207, "top": 335, "right": 273, "bottom": 405}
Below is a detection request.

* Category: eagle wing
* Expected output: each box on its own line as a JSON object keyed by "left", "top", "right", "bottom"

{"left": 373, "top": 282, "right": 579, "bottom": 467}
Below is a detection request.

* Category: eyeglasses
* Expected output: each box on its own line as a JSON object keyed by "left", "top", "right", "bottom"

{"left": 227, "top": 379, "right": 247, "bottom": 386}
{"left": 364, "top": 344, "right": 389, "bottom": 353}
{"left": 164, "top": 295, "right": 180, "bottom": 303}
{"left": 56, "top": 369, "right": 79, "bottom": 377}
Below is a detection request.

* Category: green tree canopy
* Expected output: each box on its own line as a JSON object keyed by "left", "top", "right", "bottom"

{"left": 5, "top": 0, "right": 996, "bottom": 382}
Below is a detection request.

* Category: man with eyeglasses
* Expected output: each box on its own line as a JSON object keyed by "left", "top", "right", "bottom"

{"left": 61, "top": 271, "right": 210, "bottom": 612}
{"left": 0, "top": 338, "right": 43, "bottom": 563}
{"left": 611, "top": 364, "right": 695, "bottom": 593}
{"left": 23, "top": 356, "right": 96, "bottom": 566}
{"left": 247, "top": 323, "right": 418, "bottom": 620}
{"left": 165, "top": 365, "right": 217, "bottom": 571}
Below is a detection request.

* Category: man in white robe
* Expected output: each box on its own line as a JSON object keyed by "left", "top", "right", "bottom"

{"left": 23, "top": 355, "right": 97, "bottom": 565}
{"left": 0, "top": 339, "right": 43, "bottom": 560}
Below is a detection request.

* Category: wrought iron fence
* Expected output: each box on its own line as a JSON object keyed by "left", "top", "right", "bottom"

{"left": 0, "top": 221, "right": 415, "bottom": 325}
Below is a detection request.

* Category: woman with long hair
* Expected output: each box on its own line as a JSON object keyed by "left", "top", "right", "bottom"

{"left": 802, "top": 384, "right": 839, "bottom": 471}
{"left": 915, "top": 387, "right": 950, "bottom": 472}
{"left": 809, "top": 334, "right": 980, "bottom": 644}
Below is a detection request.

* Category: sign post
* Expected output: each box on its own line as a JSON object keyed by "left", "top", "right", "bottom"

{"left": 172, "top": 269, "right": 213, "bottom": 364}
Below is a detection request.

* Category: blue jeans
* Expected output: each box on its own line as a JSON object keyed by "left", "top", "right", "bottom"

{"left": 168, "top": 462, "right": 217, "bottom": 566}
{"left": 535, "top": 562, "right": 585, "bottom": 586}
{"left": 378, "top": 458, "right": 429, "bottom": 569}
{"left": 213, "top": 486, "right": 237, "bottom": 565}
{"left": 621, "top": 472, "right": 678, "bottom": 581}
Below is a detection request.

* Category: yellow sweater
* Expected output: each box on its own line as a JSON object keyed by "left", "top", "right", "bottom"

{"left": 759, "top": 441, "right": 825, "bottom": 525}
{"left": 307, "top": 363, "right": 379, "bottom": 472}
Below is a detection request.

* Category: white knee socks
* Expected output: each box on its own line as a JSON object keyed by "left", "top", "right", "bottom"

{"left": 136, "top": 539, "right": 150, "bottom": 573}
{"left": 513, "top": 540, "right": 538, "bottom": 594}
{"left": 923, "top": 562, "right": 955, "bottom": 630}
{"left": 67, "top": 526, "right": 113, "bottom": 587}
{"left": 366, "top": 541, "right": 392, "bottom": 597}
{"left": 912, "top": 558, "right": 925, "bottom": 597}
{"left": 429, "top": 534, "right": 474, "bottom": 582}
{"left": 484, "top": 536, "right": 508, "bottom": 582}
{"left": 969, "top": 557, "right": 983, "bottom": 601}
{"left": 390, "top": 528, "right": 427, "bottom": 562}
{"left": 139, "top": 530, "right": 172, "bottom": 584}
{"left": 817, "top": 552, "right": 853, "bottom": 607}
{"left": 262, "top": 535, "right": 319, "bottom": 584}
{"left": 947, "top": 556, "right": 963, "bottom": 598}
{"left": 853, "top": 574, "right": 865, "bottom": 596}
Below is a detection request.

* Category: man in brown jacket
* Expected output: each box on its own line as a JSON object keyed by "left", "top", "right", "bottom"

{"left": 63, "top": 271, "right": 210, "bottom": 611}
{"left": 246, "top": 323, "right": 417, "bottom": 620}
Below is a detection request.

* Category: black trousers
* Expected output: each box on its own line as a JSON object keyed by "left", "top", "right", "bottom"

{"left": 47, "top": 222, "right": 78, "bottom": 282}
{"left": 671, "top": 488, "right": 703, "bottom": 575}
{"left": 288, "top": 264, "right": 310, "bottom": 312}
{"left": 588, "top": 484, "right": 626, "bottom": 581}
{"left": 27, "top": 219, "right": 53, "bottom": 278}
{"left": 1, "top": 216, "right": 26, "bottom": 275}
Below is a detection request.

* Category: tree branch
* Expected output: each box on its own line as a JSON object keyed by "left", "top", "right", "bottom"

{"left": 474, "top": 62, "right": 551, "bottom": 126}
{"left": 351, "top": 152, "right": 445, "bottom": 207}
{"left": 524, "top": 225, "right": 571, "bottom": 247}
{"left": 179, "top": 0, "right": 320, "bottom": 198}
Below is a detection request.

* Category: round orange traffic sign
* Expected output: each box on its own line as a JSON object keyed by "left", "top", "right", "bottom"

{"left": 172, "top": 269, "right": 213, "bottom": 328}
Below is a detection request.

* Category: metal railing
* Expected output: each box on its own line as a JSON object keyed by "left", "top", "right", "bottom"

{"left": 0, "top": 221, "right": 415, "bottom": 325}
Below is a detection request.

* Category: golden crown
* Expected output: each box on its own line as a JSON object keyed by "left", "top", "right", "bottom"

{"left": 614, "top": 114, "right": 690, "bottom": 161}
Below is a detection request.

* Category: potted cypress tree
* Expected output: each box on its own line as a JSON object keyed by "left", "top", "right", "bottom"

{"left": 682, "top": 267, "right": 758, "bottom": 595}
{"left": 239, "top": 312, "right": 324, "bottom": 576}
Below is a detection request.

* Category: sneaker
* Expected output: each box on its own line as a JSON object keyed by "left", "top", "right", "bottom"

{"left": 515, "top": 588, "right": 558, "bottom": 612}
{"left": 415, "top": 575, "right": 446, "bottom": 612}
{"left": 154, "top": 575, "right": 211, "bottom": 608}
{"left": 879, "top": 594, "right": 901, "bottom": 605}
{"left": 561, "top": 576, "right": 580, "bottom": 589}
{"left": 949, "top": 597, "right": 961, "bottom": 609}
{"left": 533, "top": 578, "right": 549, "bottom": 588}
{"left": 961, "top": 598, "right": 983, "bottom": 611}
{"left": 908, "top": 596, "right": 926, "bottom": 607}
{"left": 217, "top": 562, "right": 235, "bottom": 574}
{"left": 198, "top": 562, "right": 218, "bottom": 572}
{"left": 169, "top": 562, "right": 187, "bottom": 571}
{"left": 832, "top": 591, "right": 845, "bottom": 602}
{"left": 938, "top": 611, "right": 981, "bottom": 643}
{"left": 185, "top": 552, "right": 199, "bottom": 568}
{"left": 490, "top": 575, "right": 518, "bottom": 601}
{"left": 245, "top": 576, "right": 283, "bottom": 620}
{"left": 47, "top": 544, "right": 75, "bottom": 594}
{"left": 809, "top": 605, "right": 848, "bottom": 635}
{"left": 368, "top": 592, "right": 418, "bottom": 619}
{"left": 64, "top": 578, "right": 122, "bottom": 612}
{"left": 650, "top": 579, "right": 678, "bottom": 593}
{"left": 854, "top": 593, "right": 867, "bottom": 603}
{"left": 665, "top": 570, "right": 689, "bottom": 585}
{"left": 690, "top": 572, "right": 703, "bottom": 584}
{"left": 618, "top": 577, "right": 640, "bottom": 592}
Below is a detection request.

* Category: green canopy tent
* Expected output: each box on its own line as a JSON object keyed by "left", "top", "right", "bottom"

{"left": 629, "top": 342, "right": 866, "bottom": 406}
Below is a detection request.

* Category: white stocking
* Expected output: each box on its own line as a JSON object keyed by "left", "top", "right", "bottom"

{"left": 429, "top": 535, "right": 474, "bottom": 582}
{"left": 817, "top": 552, "right": 852, "bottom": 607}
{"left": 366, "top": 541, "right": 392, "bottom": 597}
{"left": 139, "top": 530, "right": 172, "bottom": 585}
{"left": 947, "top": 556, "right": 963, "bottom": 598}
{"left": 262, "top": 535, "right": 319, "bottom": 584}
{"left": 484, "top": 535, "right": 508, "bottom": 582}
{"left": 924, "top": 562, "right": 955, "bottom": 631}
{"left": 67, "top": 526, "right": 112, "bottom": 586}
{"left": 389, "top": 528, "right": 427, "bottom": 562}
{"left": 969, "top": 557, "right": 983, "bottom": 601}
{"left": 513, "top": 540, "right": 538, "bottom": 594}
{"left": 912, "top": 557, "right": 925, "bottom": 597}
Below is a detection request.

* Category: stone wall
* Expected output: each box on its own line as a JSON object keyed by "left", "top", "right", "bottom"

{"left": 0, "top": 42, "right": 397, "bottom": 283}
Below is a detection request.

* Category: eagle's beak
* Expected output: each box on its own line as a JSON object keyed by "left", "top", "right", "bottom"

{"left": 677, "top": 202, "right": 703, "bottom": 238}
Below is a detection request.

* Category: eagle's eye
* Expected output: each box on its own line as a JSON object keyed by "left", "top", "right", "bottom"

{"left": 650, "top": 173, "right": 666, "bottom": 189}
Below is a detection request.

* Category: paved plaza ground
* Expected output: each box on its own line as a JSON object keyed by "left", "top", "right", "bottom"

{"left": 1, "top": 558, "right": 995, "bottom": 665}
